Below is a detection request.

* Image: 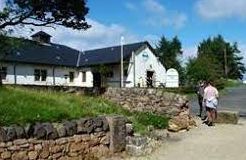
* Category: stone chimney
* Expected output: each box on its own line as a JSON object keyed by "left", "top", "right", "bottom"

{"left": 31, "top": 31, "right": 52, "bottom": 43}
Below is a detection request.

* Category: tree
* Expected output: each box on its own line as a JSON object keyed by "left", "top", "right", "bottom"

{"left": 197, "top": 35, "right": 246, "bottom": 80}
{"left": 0, "top": 0, "right": 90, "bottom": 30}
{"left": 186, "top": 55, "right": 222, "bottom": 85}
{"left": 0, "top": 0, "right": 90, "bottom": 85}
{"left": 155, "top": 36, "right": 185, "bottom": 85}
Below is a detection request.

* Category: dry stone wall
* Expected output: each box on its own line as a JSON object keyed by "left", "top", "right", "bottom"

{"left": 0, "top": 116, "right": 129, "bottom": 160}
{"left": 104, "top": 88, "right": 189, "bottom": 117}
{"left": 104, "top": 88, "right": 197, "bottom": 132}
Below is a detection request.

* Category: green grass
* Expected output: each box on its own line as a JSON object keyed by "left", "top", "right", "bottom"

{"left": 224, "top": 79, "right": 242, "bottom": 88}
{"left": 0, "top": 86, "right": 168, "bottom": 134}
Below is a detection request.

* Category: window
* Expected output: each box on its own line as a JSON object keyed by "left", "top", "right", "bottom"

{"left": 41, "top": 70, "right": 47, "bottom": 81}
{"left": 106, "top": 71, "right": 114, "bottom": 78}
{"left": 0, "top": 67, "right": 7, "bottom": 80}
{"left": 34, "top": 69, "right": 47, "bottom": 81}
{"left": 82, "top": 71, "right": 86, "bottom": 82}
{"left": 69, "top": 72, "right": 74, "bottom": 82}
{"left": 124, "top": 69, "right": 128, "bottom": 77}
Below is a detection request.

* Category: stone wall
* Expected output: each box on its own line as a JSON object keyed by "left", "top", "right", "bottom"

{"left": 0, "top": 116, "right": 128, "bottom": 160}
{"left": 104, "top": 88, "right": 189, "bottom": 117}
{"left": 104, "top": 88, "right": 197, "bottom": 132}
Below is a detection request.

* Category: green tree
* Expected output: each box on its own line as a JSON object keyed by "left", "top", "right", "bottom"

{"left": 186, "top": 55, "right": 222, "bottom": 85}
{"left": 197, "top": 35, "right": 246, "bottom": 80}
{"left": 155, "top": 36, "right": 185, "bottom": 85}
{"left": 0, "top": 0, "right": 90, "bottom": 30}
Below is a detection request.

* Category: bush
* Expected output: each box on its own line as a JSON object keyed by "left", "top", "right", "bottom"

{"left": 131, "top": 112, "right": 169, "bottom": 134}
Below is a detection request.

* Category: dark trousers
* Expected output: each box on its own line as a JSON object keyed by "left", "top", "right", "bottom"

{"left": 198, "top": 96, "right": 203, "bottom": 116}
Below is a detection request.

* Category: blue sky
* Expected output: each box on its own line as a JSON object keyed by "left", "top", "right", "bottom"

{"left": 87, "top": 0, "right": 246, "bottom": 64}
{"left": 1, "top": 0, "right": 246, "bottom": 64}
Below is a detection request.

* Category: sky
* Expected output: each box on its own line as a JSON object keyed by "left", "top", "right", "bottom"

{"left": 1, "top": 0, "right": 246, "bottom": 65}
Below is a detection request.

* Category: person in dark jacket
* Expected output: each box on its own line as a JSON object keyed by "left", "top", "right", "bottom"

{"left": 196, "top": 80, "right": 206, "bottom": 118}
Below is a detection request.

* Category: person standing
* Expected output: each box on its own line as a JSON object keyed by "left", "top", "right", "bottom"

{"left": 196, "top": 80, "right": 205, "bottom": 118}
{"left": 203, "top": 81, "right": 219, "bottom": 126}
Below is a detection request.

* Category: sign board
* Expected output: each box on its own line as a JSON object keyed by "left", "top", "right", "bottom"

{"left": 166, "top": 68, "right": 179, "bottom": 88}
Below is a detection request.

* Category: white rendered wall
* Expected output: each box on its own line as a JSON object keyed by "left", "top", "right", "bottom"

{"left": 125, "top": 47, "right": 167, "bottom": 88}
{"left": 2, "top": 63, "right": 93, "bottom": 87}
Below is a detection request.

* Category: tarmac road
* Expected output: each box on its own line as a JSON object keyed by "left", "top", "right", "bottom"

{"left": 190, "top": 85, "right": 246, "bottom": 116}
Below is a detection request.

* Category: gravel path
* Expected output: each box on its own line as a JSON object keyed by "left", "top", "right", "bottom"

{"left": 126, "top": 86, "right": 246, "bottom": 160}
{"left": 127, "top": 118, "right": 246, "bottom": 160}
{"left": 150, "top": 118, "right": 246, "bottom": 160}
{"left": 106, "top": 86, "right": 246, "bottom": 160}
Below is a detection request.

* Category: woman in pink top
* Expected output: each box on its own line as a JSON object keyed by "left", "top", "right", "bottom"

{"left": 203, "top": 81, "right": 219, "bottom": 126}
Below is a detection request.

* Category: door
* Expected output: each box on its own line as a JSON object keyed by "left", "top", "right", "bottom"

{"left": 93, "top": 72, "right": 102, "bottom": 88}
{"left": 146, "top": 71, "right": 154, "bottom": 87}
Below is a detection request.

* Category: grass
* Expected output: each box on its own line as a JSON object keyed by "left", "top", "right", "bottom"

{"left": 0, "top": 86, "right": 168, "bottom": 134}
{"left": 224, "top": 79, "right": 242, "bottom": 88}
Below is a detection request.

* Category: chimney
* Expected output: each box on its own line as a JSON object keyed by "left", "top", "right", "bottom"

{"left": 31, "top": 31, "right": 52, "bottom": 43}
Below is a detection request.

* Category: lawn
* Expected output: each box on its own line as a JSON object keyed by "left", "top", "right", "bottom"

{"left": 0, "top": 86, "right": 168, "bottom": 134}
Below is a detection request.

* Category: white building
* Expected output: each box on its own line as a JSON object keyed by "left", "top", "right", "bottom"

{"left": 0, "top": 31, "right": 179, "bottom": 88}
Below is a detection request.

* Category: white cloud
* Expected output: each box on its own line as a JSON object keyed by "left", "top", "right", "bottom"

{"left": 183, "top": 46, "right": 198, "bottom": 59}
{"left": 0, "top": 0, "right": 5, "bottom": 11}
{"left": 195, "top": 0, "right": 246, "bottom": 20}
{"left": 172, "top": 13, "right": 187, "bottom": 29}
{"left": 11, "top": 19, "right": 140, "bottom": 51}
{"left": 238, "top": 43, "right": 246, "bottom": 66}
{"left": 143, "top": 34, "right": 159, "bottom": 46}
{"left": 125, "top": 2, "right": 137, "bottom": 11}
{"left": 142, "top": 0, "right": 187, "bottom": 29}
{"left": 181, "top": 46, "right": 198, "bottom": 66}
{"left": 143, "top": 0, "right": 165, "bottom": 14}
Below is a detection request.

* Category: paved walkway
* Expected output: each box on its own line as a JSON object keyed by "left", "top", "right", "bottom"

{"left": 125, "top": 118, "right": 246, "bottom": 160}
{"left": 146, "top": 118, "right": 246, "bottom": 160}
{"left": 127, "top": 86, "right": 246, "bottom": 160}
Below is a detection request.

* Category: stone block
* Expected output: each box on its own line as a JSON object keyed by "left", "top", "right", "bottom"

{"left": 126, "top": 123, "right": 134, "bottom": 136}
{"left": 63, "top": 120, "right": 77, "bottom": 136}
{"left": 126, "top": 144, "right": 146, "bottom": 156}
{"left": 1, "top": 151, "right": 11, "bottom": 159}
{"left": 0, "top": 127, "right": 7, "bottom": 142}
{"left": 13, "top": 125, "right": 26, "bottom": 139}
{"left": 149, "top": 129, "right": 169, "bottom": 141}
{"left": 215, "top": 111, "right": 239, "bottom": 124}
{"left": 5, "top": 127, "right": 17, "bottom": 141}
{"left": 168, "top": 117, "right": 189, "bottom": 132}
{"left": 28, "top": 151, "right": 38, "bottom": 160}
{"left": 53, "top": 123, "right": 66, "bottom": 138}
{"left": 13, "top": 139, "right": 28, "bottom": 145}
{"left": 33, "top": 123, "right": 46, "bottom": 139}
{"left": 25, "top": 123, "right": 35, "bottom": 138}
{"left": 12, "top": 151, "right": 28, "bottom": 160}
{"left": 106, "top": 116, "right": 127, "bottom": 153}
{"left": 43, "top": 123, "right": 58, "bottom": 140}
{"left": 127, "top": 136, "right": 147, "bottom": 147}
{"left": 39, "top": 149, "right": 50, "bottom": 159}
{"left": 76, "top": 118, "right": 95, "bottom": 134}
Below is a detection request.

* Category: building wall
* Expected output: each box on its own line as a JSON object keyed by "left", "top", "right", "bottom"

{"left": 1, "top": 46, "right": 167, "bottom": 88}
{"left": 125, "top": 47, "right": 166, "bottom": 87}
{"left": 105, "top": 64, "right": 123, "bottom": 88}
{"left": 2, "top": 63, "right": 93, "bottom": 87}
